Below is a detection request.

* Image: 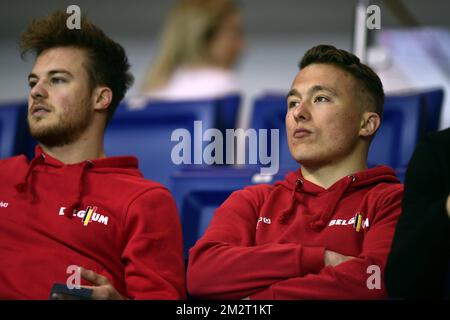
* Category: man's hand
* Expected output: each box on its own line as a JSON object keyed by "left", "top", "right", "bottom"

{"left": 324, "top": 250, "right": 355, "bottom": 267}
{"left": 80, "top": 267, "right": 126, "bottom": 300}
{"left": 446, "top": 194, "right": 450, "bottom": 219}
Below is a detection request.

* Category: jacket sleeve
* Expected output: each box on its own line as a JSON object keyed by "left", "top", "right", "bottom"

{"left": 187, "top": 186, "right": 326, "bottom": 300}
{"left": 249, "top": 186, "right": 403, "bottom": 300}
{"left": 386, "top": 135, "right": 450, "bottom": 298}
{"left": 121, "top": 187, "right": 186, "bottom": 299}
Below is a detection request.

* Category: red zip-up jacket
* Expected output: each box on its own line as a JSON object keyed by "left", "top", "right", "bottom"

{"left": 0, "top": 147, "right": 185, "bottom": 299}
{"left": 187, "top": 166, "right": 403, "bottom": 299}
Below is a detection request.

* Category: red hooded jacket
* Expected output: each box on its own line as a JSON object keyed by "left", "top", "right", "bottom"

{"left": 0, "top": 147, "right": 185, "bottom": 299}
{"left": 187, "top": 166, "right": 403, "bottom": 299}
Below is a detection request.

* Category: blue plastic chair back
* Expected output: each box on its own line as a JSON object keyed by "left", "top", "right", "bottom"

{"left": 421, "top": 88, "right": 444, "bottom": 133}
{"left": 0, "top": 101, "right": 30, "bottom": 159}
{"left": 104, "top": 99, "right": 222, "bottom": 188}
{"left": 171, "top": 166, "right": 291, "bottom": 256}
{"left": 250, "top": 94, "right": 298, "bottom": 170}
{"left": 214, "top": 93, "right": 241, "bottom": 130}
{"left": 369, "top": 94, "right": 423, "bottom": 169}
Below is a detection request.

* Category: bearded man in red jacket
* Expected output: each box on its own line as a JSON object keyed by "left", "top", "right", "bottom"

{"left": 0, "top": 11, "right": 185, "bottom": 299}
{"left": 187, "top": 44, "right": 403, "bottom": 299}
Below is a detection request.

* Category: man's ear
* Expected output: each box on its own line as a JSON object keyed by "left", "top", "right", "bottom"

{"left": 92, "top": 87, "right": 113, "bottom": 111}
{"left": 359, "top": 112, "right": 381, "bottom": 138}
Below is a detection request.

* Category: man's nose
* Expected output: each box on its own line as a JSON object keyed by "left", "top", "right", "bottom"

{"left": 30, "top": 80, "right": 48, "bottom": 100}
{"left": 292, "top": 100, "right": 310, "bottom": 122}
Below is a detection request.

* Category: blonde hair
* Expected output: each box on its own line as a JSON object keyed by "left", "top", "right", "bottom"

{"left": 142, "top": 0, "right": 238, "bottom": 92}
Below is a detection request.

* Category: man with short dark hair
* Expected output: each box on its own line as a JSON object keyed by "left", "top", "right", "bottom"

{"left": 187, "top": 45, "right": 403, "bottom": 299}
{"left": 0, "top": 11, "right": 185, "bottom": 299}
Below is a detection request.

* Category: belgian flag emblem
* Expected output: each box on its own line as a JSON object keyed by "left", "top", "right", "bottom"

{"left": 82, "top": 206, "right": 97, "bottom": 226}
{"left": 353, "top": 212, "right": 363, "bottom": 232}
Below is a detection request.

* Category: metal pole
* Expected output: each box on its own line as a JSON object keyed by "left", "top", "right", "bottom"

{"left": 353, "top": 0, "right": 370, "bottom": 62}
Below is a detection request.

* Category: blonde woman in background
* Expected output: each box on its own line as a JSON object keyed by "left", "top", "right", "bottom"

{"left": 141, "top": 0, "right": 245, "bottom": 101}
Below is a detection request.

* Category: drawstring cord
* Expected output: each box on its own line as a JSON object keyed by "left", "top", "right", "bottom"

{"left": 64, "top": 161, "right": 93, "bottom": 217}
{"left": 15, "top": 154, "right": 45, "bottom": 193}
{"left": 15, "top": 152, "right": 93, "bottom": 219}
{"left": 278, "top": 175, "right": 357, "bottom": 230}
{"left": 309, "top": 175, "right": 356, "bottom": 230}
{"left": 279, "top": 178, "right": 303, "bottom": 224}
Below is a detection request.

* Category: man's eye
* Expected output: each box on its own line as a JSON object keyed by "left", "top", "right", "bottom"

{"left": 288, "top": 101, "right": 300, "bottom": 109}
{"left": 28, "top": 81, "right": 37, "bottom": 88}
{"left": 314, "top": 96, "right": 329, "bottom": 103}
{"left": 51, "top": 78, "right": 66, "bottom": 84}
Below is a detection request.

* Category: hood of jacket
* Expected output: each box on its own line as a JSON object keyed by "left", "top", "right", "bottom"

{"left": 274, "top": 166, "right": 400, "bottom": 230}
{"left": 14, "top": 145, "right": 142, "bottom": 216}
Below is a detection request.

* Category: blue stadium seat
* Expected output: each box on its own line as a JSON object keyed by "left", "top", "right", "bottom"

{"left": 104, "top": 95, "right": 240, "bottom": 189}
{"left": 181, "top": 190, "right": 231, "bottom": 257}
{"left": 421, "top": 88, "right": 444, "bottom": 133}
{"left": 250, "top": 94, "right": 298, "bottom": 170}
{"left": 0, "top": 101, "right": 31, "bottom": 159}
{"left": 368, "top": 88, "right": 444, "bottom": 169}
{"left": 369, "top": 94, "right": 423, "bottom": 169}
{"left": 171, "top": 166, "right": 290, "bottom": 256}
{"left": 213, "top": 93, "right": 241, "bottom": 131}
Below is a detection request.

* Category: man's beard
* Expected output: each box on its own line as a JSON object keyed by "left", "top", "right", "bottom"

{"left": 28, "top": 101, "right": 93, "bottom": 148}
